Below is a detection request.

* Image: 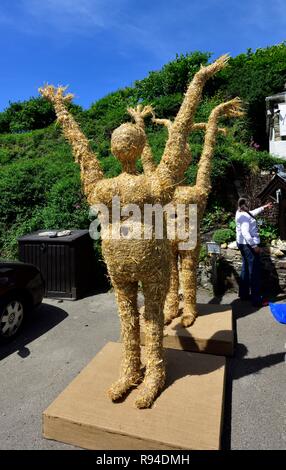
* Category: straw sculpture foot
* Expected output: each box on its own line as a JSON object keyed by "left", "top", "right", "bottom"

{"left": 134, "top": 370, "right": 165, "bottom": 409}
{"left": 164, "top": 312, "right": 180, "bottom": 326}
{"left": 181, "top": 312, "right": 197, "bottom": 328}
{"left": 164, "top": 303, "right": 180, "bottom": 325}
{"left": 108, "top": 371, "right": 144, "bottom": 401}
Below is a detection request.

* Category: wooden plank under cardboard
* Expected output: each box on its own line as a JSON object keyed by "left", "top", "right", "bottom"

{"left": 43, "top": 342, "right": 226, "bottom": 450}
{"left": 141, "top": 303, "right": 234, "bottom": 356}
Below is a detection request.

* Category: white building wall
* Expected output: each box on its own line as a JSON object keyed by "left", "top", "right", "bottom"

{"left": 278, "top": 103, "right": 286, "bottom": 136}
{"left": 270, "top": 140, "right": 286, "bottom": 159}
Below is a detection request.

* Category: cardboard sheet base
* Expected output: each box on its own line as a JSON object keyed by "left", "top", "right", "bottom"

{"left": 141, "top": 303, "right": 234, "bottom": 356}
{"left": 43, "top": 342, "right": 226, "bottom": 450}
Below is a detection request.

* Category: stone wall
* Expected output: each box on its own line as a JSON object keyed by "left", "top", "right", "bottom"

{"left": 198, "top": 242, "right": 286, "bottom": 296}
{"left": 196, "top": 169, "right": 286, "bottom": 294}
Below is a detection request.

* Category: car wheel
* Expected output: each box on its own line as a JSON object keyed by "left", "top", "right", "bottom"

{"left": 0, "top": 298, "right": 25, "bottom": 339}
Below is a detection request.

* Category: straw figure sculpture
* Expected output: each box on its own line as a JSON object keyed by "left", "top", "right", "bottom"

{"left": 129, "top": 99, "right": 244, "bottom": 328}
{"left": 39, "top": 54, "right": 230, "bottom": 408}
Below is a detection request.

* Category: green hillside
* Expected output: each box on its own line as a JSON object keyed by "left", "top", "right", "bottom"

{"left": 1, "top": 44, "right": 286, "bottom": 259}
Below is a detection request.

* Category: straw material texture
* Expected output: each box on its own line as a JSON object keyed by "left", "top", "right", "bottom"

{"left": 39, "top": 55, "right": 235, "bottom": 407}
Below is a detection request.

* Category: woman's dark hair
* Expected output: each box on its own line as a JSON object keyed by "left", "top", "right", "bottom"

{"left": 238, "top": 197, "right": 249, "bottom": 211}
{"left": 238, "top": 197, "right": 256, "bottom": 219}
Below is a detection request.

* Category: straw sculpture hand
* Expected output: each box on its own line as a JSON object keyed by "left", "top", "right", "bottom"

{"left": 39, "top": 85, "right": 74, "bottom": 104}
{"left": 127, "top": 104, "right": 154, "bottom": 128}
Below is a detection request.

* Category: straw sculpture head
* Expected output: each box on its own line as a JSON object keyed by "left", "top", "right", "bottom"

{"left": 111, "top": 123, "right": 146, "bottom": 170}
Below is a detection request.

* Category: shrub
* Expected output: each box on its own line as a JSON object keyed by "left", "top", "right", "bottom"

{"left": 0, "top": 97, "right": 56, "bottom": 133}
{"left": 199, "top": 245, "right": 208, "bottom": 262}
{"left": 202, "top": 204, "right": 233, "bottom": 232}
{"left": 213, "top": 228, "right": 235, "bottom": 245}
{"left": 258, "top": 222, "right": 279, "bottom": 245}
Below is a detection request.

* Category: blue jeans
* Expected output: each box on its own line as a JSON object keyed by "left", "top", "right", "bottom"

{"left": 237, "top": 243, "right": 261, "bottom": 305}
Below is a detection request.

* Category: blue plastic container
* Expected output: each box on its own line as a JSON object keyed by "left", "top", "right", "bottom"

{"left": 269, "top": 303, "right": 286, "bottom": 324}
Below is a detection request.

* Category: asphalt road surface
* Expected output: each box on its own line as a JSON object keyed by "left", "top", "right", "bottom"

{"left": 0, "top": 288, "right": 285, "bottom": 450}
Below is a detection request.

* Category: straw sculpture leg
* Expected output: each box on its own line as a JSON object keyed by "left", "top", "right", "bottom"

{"left": 108, "top": 281, "right": 143, "bottom": 400}
{"left": 135, "top": 277, "right": 167, "bottom": 409}
{"left": 163, "top": 243, "right": 180, "bottom": 325}
{"left": 180, "top": 242, "right": 201, "bottom": 327}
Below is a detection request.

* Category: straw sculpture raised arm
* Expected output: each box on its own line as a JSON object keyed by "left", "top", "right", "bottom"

{"left": 38, "top": 85, "right": 103, "bottom": 205}
{"left": 127, "top": 104, "right": 157, "bottom": 175}
{"left": 39, "top": 55, "right": 231, "bottom": 410}
{"left": 151, "top": 115, "right": 226, "bottom": 178}
{"left": 154, "top": 54, "right": 230, "bottom": 189}
{"left": 195, "top": 98, "right": 243, "bottom": 197}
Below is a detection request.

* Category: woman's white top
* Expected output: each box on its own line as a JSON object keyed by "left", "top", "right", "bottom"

{"left": 235, "top": 206, "right": 264, "bottom": 246}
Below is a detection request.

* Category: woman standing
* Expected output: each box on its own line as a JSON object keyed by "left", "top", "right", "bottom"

{"left": 236, "top": 197, "right": 273, "bottom": 307}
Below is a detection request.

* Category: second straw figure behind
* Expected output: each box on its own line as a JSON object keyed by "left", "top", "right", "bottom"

{"left": 129, "top": 98, "right": 243, "bottom": 328}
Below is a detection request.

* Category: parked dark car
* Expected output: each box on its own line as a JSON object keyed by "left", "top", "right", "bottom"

{"left": 0, "top": 261, "right": 44, "bottom": 340}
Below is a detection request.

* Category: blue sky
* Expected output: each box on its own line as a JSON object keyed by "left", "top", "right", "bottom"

{"left": 0, "top": 0, "right": 285, "bottom": 111}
